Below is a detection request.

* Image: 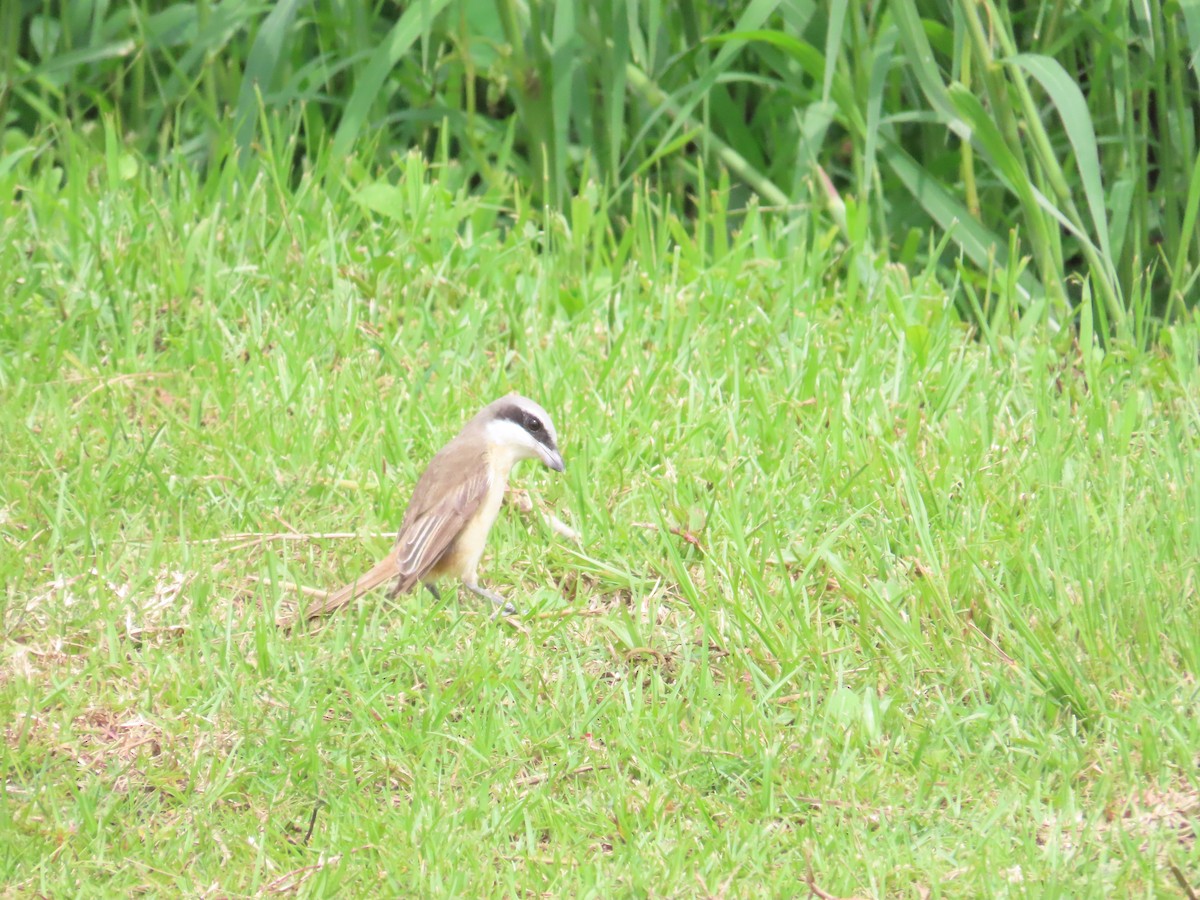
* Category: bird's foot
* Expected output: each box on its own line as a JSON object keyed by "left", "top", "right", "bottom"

{"left": 489, "top": 599, "right": 519, "bottom": 620}
{"left": 466, "top": 581, "right": 519, "bottom": 619}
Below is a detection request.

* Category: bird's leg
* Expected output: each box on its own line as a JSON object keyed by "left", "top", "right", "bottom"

{"left": 424, "top": 583, "right": 442, "bottom": 602}
{"left": 463, "top": 579, "right": 518, "bottom": 618}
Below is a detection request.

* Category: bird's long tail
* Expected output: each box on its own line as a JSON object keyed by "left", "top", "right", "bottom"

{"left": 277, "top": 548, "right": 400, "bottom": 628}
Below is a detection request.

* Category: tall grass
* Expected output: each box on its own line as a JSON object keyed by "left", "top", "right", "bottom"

{"left": 4, "top": 0, "right": 1198, "bottom": 331}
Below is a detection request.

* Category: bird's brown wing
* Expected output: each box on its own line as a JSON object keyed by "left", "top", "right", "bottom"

{"left": 279, "top": 441, "right": 490, "bottom": 626}
{"left": 389, "top": 441, "right": 491, "bottom": 594}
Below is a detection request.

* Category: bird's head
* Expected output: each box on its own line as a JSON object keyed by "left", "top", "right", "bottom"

{"left": 481, "top": 394, "right": 565, "bottom": 473}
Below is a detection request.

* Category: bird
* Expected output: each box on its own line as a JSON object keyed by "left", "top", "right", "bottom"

{"left": 280, "top": 394, "right": 565, "bottom": 627}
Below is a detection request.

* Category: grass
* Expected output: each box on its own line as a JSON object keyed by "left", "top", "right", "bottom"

{"left": 5, "top": 0, "right": 1199, "bottom": 327}
{"left": 2, "top": 131, "right": 1199, "bottom": 897}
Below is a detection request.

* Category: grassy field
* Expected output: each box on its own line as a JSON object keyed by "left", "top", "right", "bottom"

{"left": 2, "top": 134, "right": 1199, "bottom": 896}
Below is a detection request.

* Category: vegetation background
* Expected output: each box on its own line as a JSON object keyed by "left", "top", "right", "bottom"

{"left": 2, "top": 0, "right": 1199, "bottom": 896}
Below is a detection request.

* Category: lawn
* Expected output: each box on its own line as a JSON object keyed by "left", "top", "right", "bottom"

{"left": 2, "top": 136, "right": 1198, "bottom": 897}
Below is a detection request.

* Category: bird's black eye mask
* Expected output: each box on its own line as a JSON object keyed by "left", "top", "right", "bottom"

{"left": 497, "top": 404, "right": 556, "bottom": 450}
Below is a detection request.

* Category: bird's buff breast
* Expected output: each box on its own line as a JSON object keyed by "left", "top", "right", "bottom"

{"left": 433, "top": 467, "right": 507, "bottom": 581}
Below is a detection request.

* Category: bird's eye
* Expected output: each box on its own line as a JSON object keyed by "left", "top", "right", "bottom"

{"left": 526, "top": 415, "right": 543, "bottom": 433}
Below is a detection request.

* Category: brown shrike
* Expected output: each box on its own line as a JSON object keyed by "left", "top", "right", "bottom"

{"left": 283, "top": 394, "right": 564, "bottom": 625}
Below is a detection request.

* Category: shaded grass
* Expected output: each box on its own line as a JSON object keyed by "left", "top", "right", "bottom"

{"left": 1, "top": 134, "right": 1199, "bottom": 896}
{"left": 6, "top": 0, "right": 1199, "bottom": 326}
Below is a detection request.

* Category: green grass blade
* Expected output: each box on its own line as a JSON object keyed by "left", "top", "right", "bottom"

{"left": 28, "top": 37, "right": 138, "bottom": 81}
{"left": 1007, "top": 53, "right": 1113, "bottom": 267}
{"left": 628, "top": 0, "right": 779, "bottom": 180}
{"left": 549, "top": 0, "right": 578, "bottom": 208}
{"left": 946, "top": 83, "right": 1066, "bottom": 308}
{"left": 235, "top": 0, "right": 305, "bottom": 155}
{"left": 621, "top": 62, "right": 788, "bottom": 207}
{"left": 862, "top": 23, "right": 898, "bottom": 196}
{"left": 710, "top": 29, "right": 865, "bottom": 137}
{"left": 332, "top": 0, "right": 455, "bottom": 160}
{"left": 1183, "top": 0, "right": 1200, "bottom": 70}
{"left": 605, "top": 0, "right": 631, "bottom": 179}
{"left": 1168, "top": 149, "right": 1200, "bottom": 318}
{"left": 822, "top": 0, "right": 848, "bottom": 105}
{"left": 880, "top": 137, "right": 1043, "bottom": 302}
{"left": 890, "top": 0, "right": 957, "bottom": 122}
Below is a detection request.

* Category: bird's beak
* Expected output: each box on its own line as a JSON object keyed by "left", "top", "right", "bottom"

{"left": 541, "top": 448, "right": 565, "bottom": 473}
